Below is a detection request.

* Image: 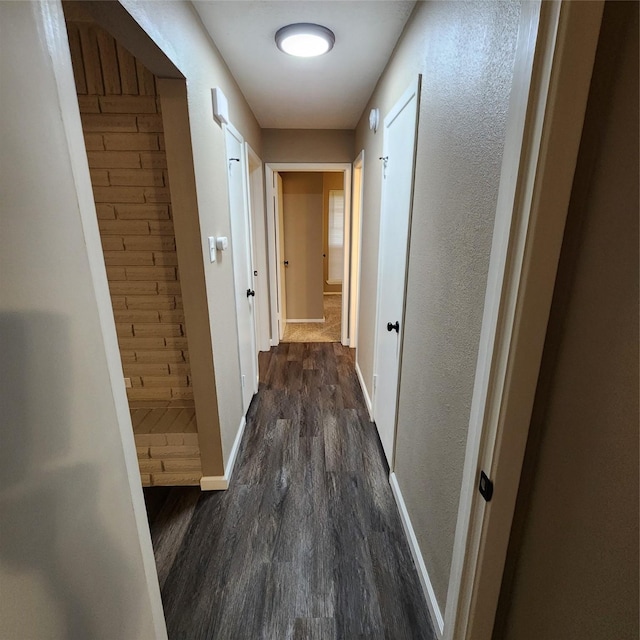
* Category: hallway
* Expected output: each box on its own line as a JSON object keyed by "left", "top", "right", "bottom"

{"left": 145, "top": 343, "right": 435, "bottom": 639}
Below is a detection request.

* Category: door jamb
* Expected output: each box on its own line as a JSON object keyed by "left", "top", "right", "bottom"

{"left": 350, "top": 150, "right": 365, "bottom": 353}
{"left": 264, "top": 162, "right": 353, "bottom": 346}
{"left": 444, "top": 2, "right": 604, "bottom": 639}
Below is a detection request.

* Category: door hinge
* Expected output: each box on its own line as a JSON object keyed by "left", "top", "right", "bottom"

{"left": 478, "top": 470, "right": 493, "bottom": 502}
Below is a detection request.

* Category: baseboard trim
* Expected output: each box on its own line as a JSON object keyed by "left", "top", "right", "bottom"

{"left": 200, "top": 415, "right": 247, "bottom": 492}
{"left": 390, "top": 472, "right": 445, "bottom": 637}
{"left": 286, "top": 318, "right": 325, "bottom": 323}
{"left": 323, "top": 291, "right": 342, "bottom": 295}
{"left": 355, "top": 360, "right": 373, "bottom": 421}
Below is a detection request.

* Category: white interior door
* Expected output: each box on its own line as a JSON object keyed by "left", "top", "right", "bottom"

{"left": 224, "top": 123, "right": 258, "bottom": 413}
{"left": 372, "top": 79, "right": 420, "bottom": 467}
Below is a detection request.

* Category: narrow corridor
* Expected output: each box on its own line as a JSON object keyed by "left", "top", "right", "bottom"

{"left": 145, "top": 343, "right": 435, "bottom": 639}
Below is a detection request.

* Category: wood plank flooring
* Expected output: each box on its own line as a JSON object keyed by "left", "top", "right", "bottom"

{"left": 144, "top": 343, "right": 435, "bottom": 640}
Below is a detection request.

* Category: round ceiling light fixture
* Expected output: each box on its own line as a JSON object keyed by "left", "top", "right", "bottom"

{"left": 275, "top": 23, "right": 335, "bottom": 57}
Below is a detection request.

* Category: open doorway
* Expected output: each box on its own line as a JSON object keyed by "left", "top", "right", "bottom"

{"left": 278, "top": 172, "right": 344, "bottom": 343}
{"left": 63, "top": 5, "right": 203, "bottom": 488}
{"left": 265, "top": 163, "right": 354, "bottom": 346}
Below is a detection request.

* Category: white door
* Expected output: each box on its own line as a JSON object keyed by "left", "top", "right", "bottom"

{"left": 224, "top": 123, "right": 258, "bottom": 413}
{"left": 372, "top": 79, "right": 420, "bottom": 466}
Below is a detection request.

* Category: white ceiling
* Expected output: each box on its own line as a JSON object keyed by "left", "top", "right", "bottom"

{"left": 192, "top": 1, "right": 416, "bottom": 129}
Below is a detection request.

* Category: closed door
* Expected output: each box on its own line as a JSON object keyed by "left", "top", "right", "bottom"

{"left": 373, "top": 80, "right": 420, "bottom": 466}
{"left": 225, "top": 123, "right": 258, "bottom": 414}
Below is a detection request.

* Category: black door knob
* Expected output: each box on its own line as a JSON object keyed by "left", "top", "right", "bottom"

{"left": 284, "top": 260, "right": 289, "bottom": 266}
{"left": 387, "top": 321, "right": 400, "bottom": 333}
{"left": 246, "top": 289, "right": 255, "bottom": 297}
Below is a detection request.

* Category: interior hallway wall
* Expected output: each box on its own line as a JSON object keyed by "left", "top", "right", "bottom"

{"left": 0, "top": 2, "right": 164, "bottom": 637}
{"left": 496, "top": 3, "right": 639, "bottom": 637}
{"left": 281, "top": 172, "right": 324, "bottom": 320}
{"left": 262, "top": 129, "right": 355, "bottom": 163}
{"left": 110, "top": 0, "right": 263, "bottom": 468}
{"left": 354, "top": 0, "right": 522, "bottom": 611}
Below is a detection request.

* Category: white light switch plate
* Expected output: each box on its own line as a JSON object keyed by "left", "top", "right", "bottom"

{"left": 208, "top": 236, "right": 216, "bottom": 263}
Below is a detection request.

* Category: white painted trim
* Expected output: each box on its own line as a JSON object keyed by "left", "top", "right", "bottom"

{"left": 444, "top": 3, "right": 605, "bottom": 639}
{"left": 264, "top": 165, "right": 280, "bottom": 347}
{"left": 200, "top": 415, "right": 247, "bottom": 491}
{"left": 286, "top": 318, "right": 325, "bottom": 324}
{"left": 390, "top": 473, "right": 445, "bottom": 637}
{"left": 350, "top": 150, "right": 365, "bottom": 351}
{"left": 355, "top": 360, "right": 373, "bottom": 421}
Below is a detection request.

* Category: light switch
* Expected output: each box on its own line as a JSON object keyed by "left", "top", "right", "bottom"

{"left": 208, "top": 236, "right": 216, "bottom": 263}
{"left": 216, "top": 236, "right": 229, "bottom": 251}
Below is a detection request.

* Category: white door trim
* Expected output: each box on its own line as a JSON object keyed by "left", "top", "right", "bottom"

{"left": 265, "top": 162, "right": 353, "bottom": 346}
{"left": 350, "top": 150, "right": 365, "bottom": 352}
{"left": 444, "top": 2, "right": 604, "bottom": 639}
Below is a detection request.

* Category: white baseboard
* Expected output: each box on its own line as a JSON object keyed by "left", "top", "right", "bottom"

{"left": 390, "top": 472, "right": 445, "bottom": 637}
{"left": 200, "top": 415, "right": 247, "bottom": 492}
{"left": 286, "top": 318, "right": 325, "bottom": 323}
{"left": 355, "top": 360, "right": 373, "bottom": 421}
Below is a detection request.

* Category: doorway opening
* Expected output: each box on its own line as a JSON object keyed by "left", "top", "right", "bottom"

{"left": 63, "top": 5, "right": 203, "bottom": 487}
{"left": 265, "top": 163, "right": 354, "bottom": 347}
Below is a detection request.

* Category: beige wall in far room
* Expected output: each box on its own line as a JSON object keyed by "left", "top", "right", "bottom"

{"left": 281, "top": 172, "right": 324, "bottom": 321}
{"left": 262, "top": 129, "right": 355, "bottom": 163}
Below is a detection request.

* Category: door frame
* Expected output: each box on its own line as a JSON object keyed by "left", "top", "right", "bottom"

{"left": 223, "top": 121, "right": 259, "bottom": 406}
{"left": 265, "top": 162, "right": 353, "bottom": 346}
{"left": 443, "top": 2, "right": 605, "bottom": 639}
{"left": 350, "top": 151, "right": 365, "bottom": 352}
{"left": 371, "top": 78, "right": 421, "bottom": 471}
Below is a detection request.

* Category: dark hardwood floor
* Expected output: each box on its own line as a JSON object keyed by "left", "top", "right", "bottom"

{"left": 144, "top": 342, "right": 436, "bottom": 640}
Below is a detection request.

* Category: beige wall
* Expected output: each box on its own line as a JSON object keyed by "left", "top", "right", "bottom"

{"left": 262, "top": 129, "right": 354, "bottom": 163}
{"left": 496, "top": 3, "right": 639, "bottom": 638}
{"left": 66, "top": 18, "right": 194, "bottom": 410}
{"left": 0, "top": 2, "right": 164, "bottom": 637}
{"left": 323, "top": 172, "right": 344, "bottom": 294}
{"left": 281, "top": 173, "right": 324, "bottom": 320}
{"left": 354, "top": 0, "right": 522, "bottom": 610}
{"left": 114, "top": 0, "right": 262, "bottom": 468}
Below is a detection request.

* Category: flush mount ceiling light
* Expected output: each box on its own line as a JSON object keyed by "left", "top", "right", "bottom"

{"left": 275, "top": 23, "right": 335, "bottom": 57}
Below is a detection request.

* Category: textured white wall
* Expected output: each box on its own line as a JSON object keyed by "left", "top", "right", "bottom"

{"left": 0, "top": 2, "right": 165, "bottom": 637}
{"left": 120, "top": 0, "right": 262, "bottom": 467}
{"left": 355, "top": 0, "right": 521, "bottom": 610}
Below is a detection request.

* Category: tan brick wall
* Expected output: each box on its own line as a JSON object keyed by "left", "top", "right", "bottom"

{"left": 67, "top": 19, "right": 193, "bottom": 409}
{"left": 135, "top": 435, "right": 202, "bottom": 487}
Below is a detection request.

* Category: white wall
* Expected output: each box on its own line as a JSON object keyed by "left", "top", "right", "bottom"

{"left": 354, "top": 0, "right": 522, "bottom": 612}
{"left": 0, "top": 2, "right": 165, "bottom": 637}
{"left": 497, "top": 2, "right": 639, "bottom": 637}
{"left": 118, "top": 0, "right": 262, "bottom": 468}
